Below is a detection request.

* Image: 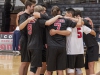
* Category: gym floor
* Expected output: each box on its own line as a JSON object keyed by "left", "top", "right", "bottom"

{"left": 0, "top": 52, "right": 100, "bottom": 75}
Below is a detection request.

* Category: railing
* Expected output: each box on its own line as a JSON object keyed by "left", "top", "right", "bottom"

{"left": 45, "top": 0, "right": 100, "bottom": 4}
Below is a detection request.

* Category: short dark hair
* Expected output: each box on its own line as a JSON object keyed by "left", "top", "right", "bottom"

{"left": 41, "top": 4, "right": 46, "bottom": 8}
{"left": 75, "top": 10, "right": 82, "bottom": 17}
{"left": 25, "top": 0, "right": 36, "bottom": 9}
{"left": 66, "top": 8, "right": 75, "bottom": 17}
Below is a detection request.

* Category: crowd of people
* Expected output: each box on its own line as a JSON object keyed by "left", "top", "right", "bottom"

{"left": 15, "top": 0, "right": 100, "bottom": 75}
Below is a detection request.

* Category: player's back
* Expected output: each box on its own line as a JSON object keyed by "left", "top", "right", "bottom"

{"left": 27, "top": 19, "right": 44, "bottom": 50}
{"left": 46, "top": 18, "right": 68, "bottom": 48}
{"left": 66, "top": 27, "right": 84, "bottom": 55}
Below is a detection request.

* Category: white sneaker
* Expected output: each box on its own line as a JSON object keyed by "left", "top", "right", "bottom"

{"left": 16, "top": 51, "right": 20, "bottom": 55}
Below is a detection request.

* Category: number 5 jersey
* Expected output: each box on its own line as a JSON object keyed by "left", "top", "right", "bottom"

{"left": 66, "top": 25, "right": 91, "bottom": 55}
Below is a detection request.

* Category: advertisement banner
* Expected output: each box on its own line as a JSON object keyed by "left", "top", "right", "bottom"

{"left": 0, "top": 32, "right": 13, "bottom": 51}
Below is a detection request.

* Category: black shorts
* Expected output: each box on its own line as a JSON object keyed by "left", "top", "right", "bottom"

{"left": 19, "top": 38, "right": 30, "bottom": 62}
{"left": 46, "top": 46, "right": 66, "bottom": 71}
{"left": 28, "top": 49, "right": 42, "bottom": 67}
{"left": 67, "top": 54, "right": 84, "bottom": 69}
{"left": 42, "top": 48, "right": 46, "bottom": 62}
{"left": 85, "top": 45, "right": 99, "bottom": 69}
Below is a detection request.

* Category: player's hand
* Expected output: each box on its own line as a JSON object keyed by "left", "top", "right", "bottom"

{"left": 45, "top": 44, "right": 48, "bottom": 48}
{"left": 28, "top": 16, "right": 36, "bottom": 22}
{"left": 77, "top": 16, "right": 82, "bottom": 19}
{"left": 57, "top": 15, "right": 63, "bottom": 18}
{"left": 64, "top": 16, "right": 71, "bottom": 19}
{"left": 50, "top": 29, "right": 58, "bottom": 36}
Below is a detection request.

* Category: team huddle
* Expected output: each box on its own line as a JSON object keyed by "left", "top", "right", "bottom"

{"left": 17, "top": 0, "right": 99, "bottom": 75}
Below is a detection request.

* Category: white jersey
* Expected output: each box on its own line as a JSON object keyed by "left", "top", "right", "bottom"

{"left": 66, "top": 25, "right": 91, "bottom": 55}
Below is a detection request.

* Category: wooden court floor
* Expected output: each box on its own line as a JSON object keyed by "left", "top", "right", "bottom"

{"left": 0, "top": 53, "right": 100, "bottom": 75}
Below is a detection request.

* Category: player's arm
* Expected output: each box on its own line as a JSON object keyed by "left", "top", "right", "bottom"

{"left": 50, "top": 27, "right": 72, "bottom": 36}
{"left": 83, "top": 25, "right": 96, "bottom": 36}
{"left": 90, "top": 30, "right": 96, "bottom": 36}
{"left": 39, "top": 15, "right": 63, "bottom": 27}
{"left": 65, "top": 16, "right": 85, "bottom": 27}
{"left": 33, "top": 12, "right": 63, "bottom": 26}
{"left": 19, "top": 16, "right": 36, "bottom": 30}
{"left": 66, "top": 17, "right": 82, "bottom": 28}
{"left": 16, "top": 15, "right": 19, "bottom": 26}
{"left": 64, "top": 17, "right": 84, "bottom": 24}
{"left": 45, "top": 15, "right": 62, "bottom": 26}
{"left": 75, "top": 17, "right": 84, "bottom": 27}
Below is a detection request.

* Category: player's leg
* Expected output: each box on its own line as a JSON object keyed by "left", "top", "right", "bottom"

{"left": 19, "top": 62, "right": 30, "bottom": 75}
{"left": 40, "top": 49, "right": 47, "bottom": 75}
{"left": 75, "top": 68, "right": 83, "bottom": 75}
{"left": 12, "top": 31, "right": 16, "bottom": 52}
{"left": 40, "top": 62, "right": 46, "bottom": 75}
{"left": 19, "top": 39, "right": 30, "bottom": 75}
{"left": 66, "top": 55, "right": 76, "bottom": 75}
{"left": 75, "top": 54, "right": 84, "bottom": 75}
{"left": 85, "top": 49, "right": 90, "bottom": 75}
{"left": 87, "top": 45, "right": 99, "bottom": 75}
{"left": 57, "top": 47, "right": 66, "bottom": 75}
{"left": 66, "top": 54, "right": 68, "bottom": 75}
{"left": 67, "top": 68, "right": 75, "bottom": 75}
{"left": 15, "top": 31, "right": 21, "bottom": 55}
{"left": 30, "top": 67, "right": 37, "bottom": 75}
{"left": 88, "top": 62, "right": 95, "bottom": 75}
{"left": 57, "top": 70, "right": 64, "bottom": 75}
{"left": 29, "top": 49, "right": 42, "bottom": 75}
{"left": 46, "top": 47, "right": 58, "bottom": 75}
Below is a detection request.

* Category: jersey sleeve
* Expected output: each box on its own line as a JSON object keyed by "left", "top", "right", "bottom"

{"left": 66, "top": 27, "right": 72, "bottom": 32}
{"left": 40, "top": 14, "right": 50, "bottom": 20}
{"left": 38, "top": 19, "right": 47, "bottom": 28}
{"left": 66, "top": 19, "right": 77, "bottom": 28}
{"left": 83, "top": 25, "right": 92, "bottom": 34}
{"left": 19, "top": 15, "right": 28, "bottom": 25}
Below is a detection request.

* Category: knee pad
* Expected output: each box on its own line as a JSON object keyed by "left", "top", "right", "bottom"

{"left": 30, "top": 67, "right": 37, "bottom": 73}
{"left": 76, "top": 68, "right": 82, "bottom": 75}
{"left": 67, "top": 68, "right": 75, "bottom": 73}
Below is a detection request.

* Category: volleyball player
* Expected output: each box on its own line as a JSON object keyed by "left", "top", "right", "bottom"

{"left": 65, "top": 8, "right": 96, "bottom": 75}
{"left": 50, "top": 8, "right": 96, "bottom": 75}
{"left": 75, "top": 10, "right": 99, "bottom": 75}
{"left": 19, "top": 5, "right": 64, "bottom": 75}
{"left": 18, "top": 0, "right": 36, "bottom": 75}
{"left": 46, "top": 6, "right": 84, "bottom": 75}
{"left": 40, "top": 4, "right": 48, "bottom": 75}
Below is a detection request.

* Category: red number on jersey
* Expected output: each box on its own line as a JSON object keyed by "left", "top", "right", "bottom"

{"left": 54, "top": 23, "right": 61, "bottom": 30}
{"left": 27, "top": 24, "right": 32, "bottom": 35}
{"left": 77, "top": 28, "right": 82, "bottom": 38}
